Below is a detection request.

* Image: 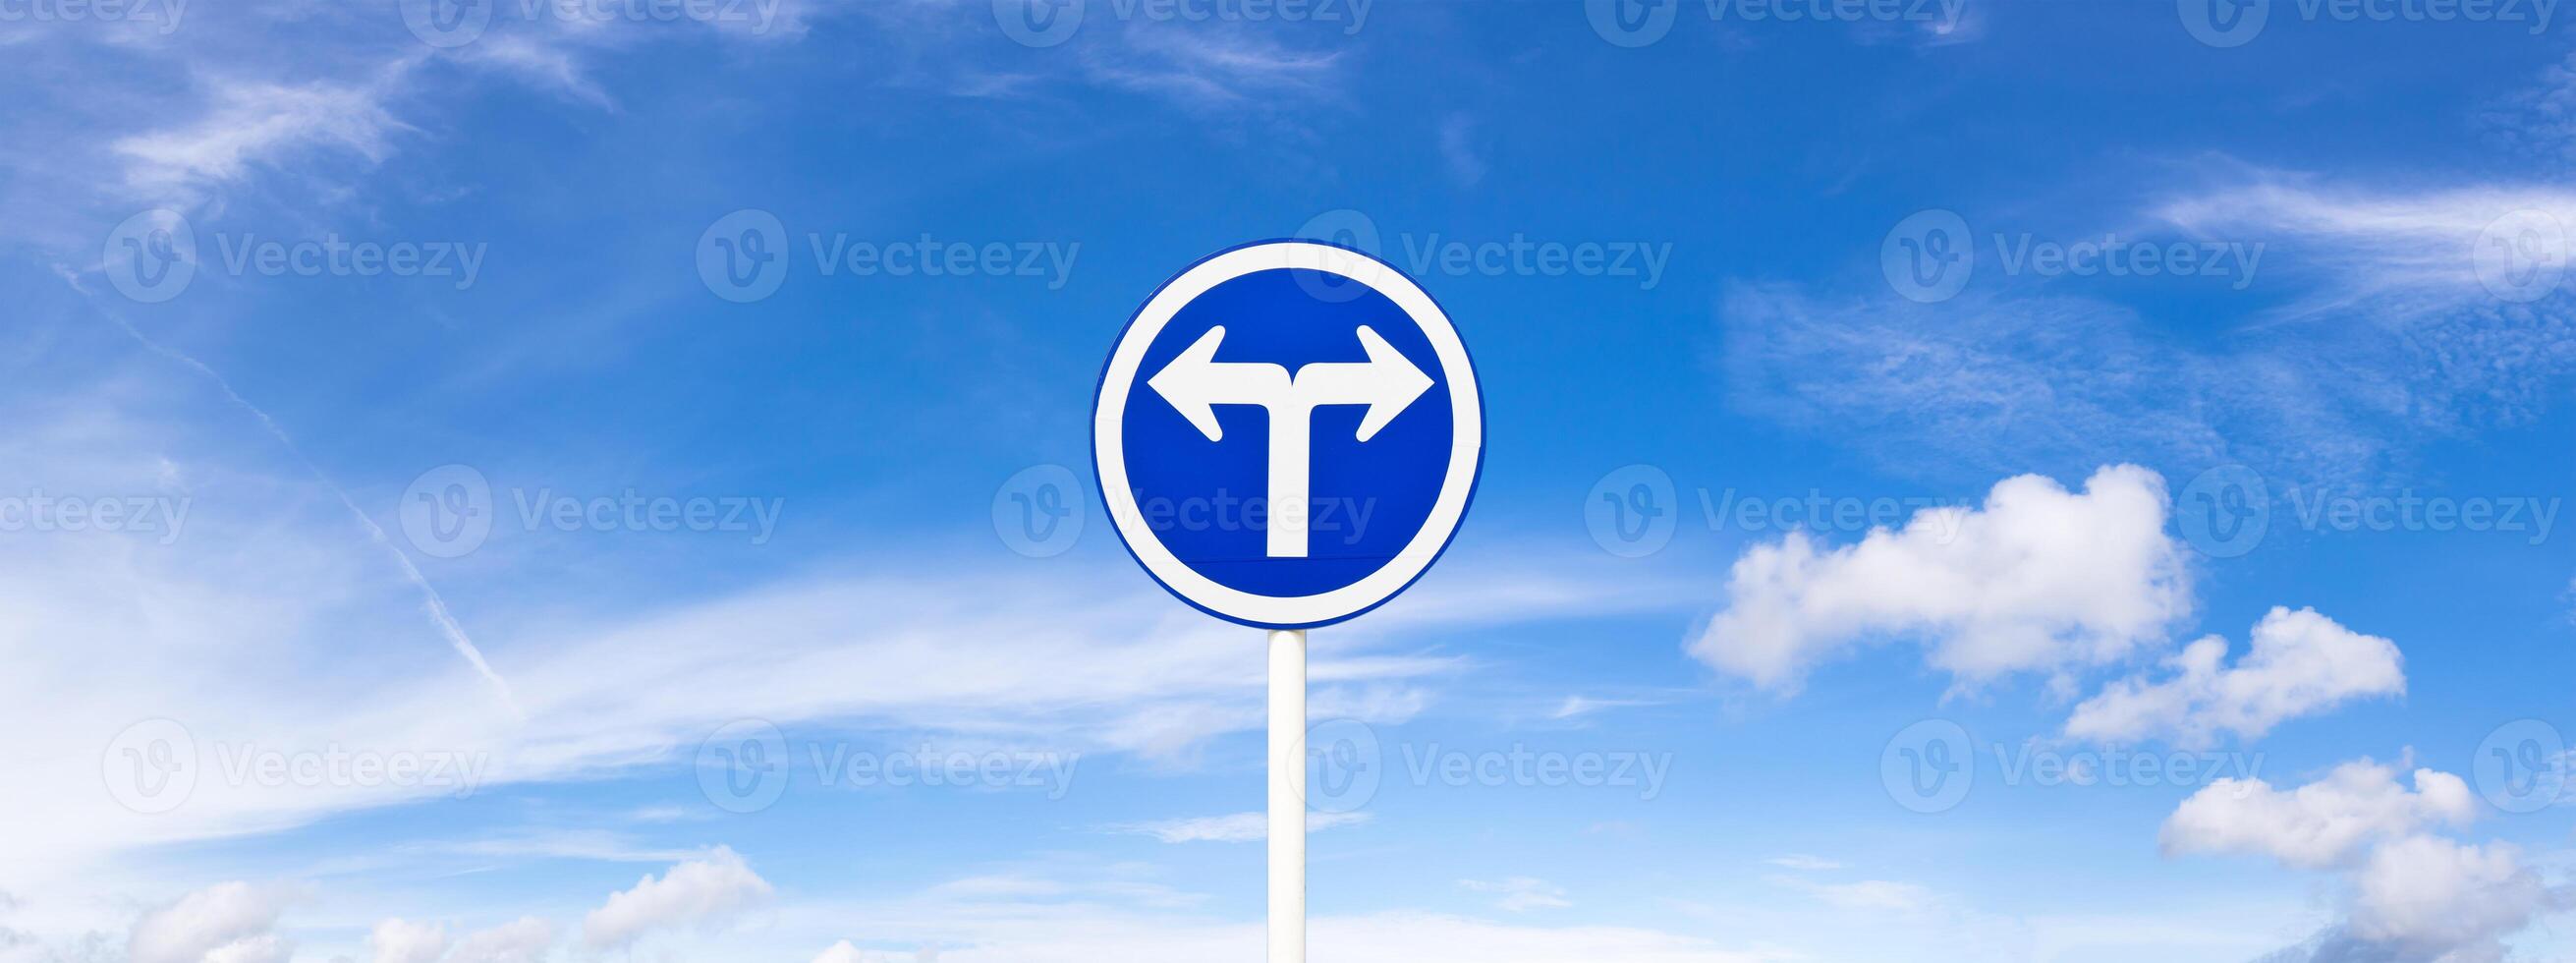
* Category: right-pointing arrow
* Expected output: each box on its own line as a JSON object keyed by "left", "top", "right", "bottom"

{"left": 1291, "top": 325, "right": 1433, "bottom": 442}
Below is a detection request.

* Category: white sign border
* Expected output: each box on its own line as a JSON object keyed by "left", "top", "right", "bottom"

{"left": 1093, "top": 241, "right": 1484, "bottom": 629}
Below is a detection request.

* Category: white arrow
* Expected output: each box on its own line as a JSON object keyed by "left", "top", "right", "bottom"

{"left": 1146, "top": 324, "right": 1433, "bottom": 558}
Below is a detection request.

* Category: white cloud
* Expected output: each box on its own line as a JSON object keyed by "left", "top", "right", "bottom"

{"left": 1077, "top": 25, "right": 1343, "bottom": 110}
{"left": 1716, "top": 283, "right": 2300, "bottom": 483}
{"left": 810, "top": 939, "right": 940, "bottom": 963}
{"left": 581, "top": 847, "right": 773, "bottom": 950}
{"left": 1106, "top": 811, "right": 1371, "bottom": 843}
{"left": 1776, "top": 878, "right": 1937, "bottom": 914}
{"left": 1722, "top": 162, "right": 2576, "bottom": 487}
{"left": 1550, "top": 696, "right": 1654, "bottom": 720}
{"left": 1458, "top": 878, "right": 1571, "bottom": 913}
{"left": 2067, "top": 606, "right": 2405, "bottom": 747}
{"left": 367, "top": 918, "right": 450, "bottom": 963}
{"left": 127, "top": 881, "right": 293, "bottom": 963}
{"left": 2162, "top": 759, "right": 2556, "bottom": 960}
{"left": 111, "top": 72, "right": 414, "bottom": 202}
{"left": 2348, "top": 835, "right": 2551, "bottom": 961}
{"left": 2155, "top": 173, "right": 2576, "bottom": 310}
{"left": 1689, "top": 465, "right": 2189, "bottom": 691}
{"left": 2160, "top": 759, "right": 2475, "bottom": 870}
{"left": 845, "top": 909, "right": 1785, "bottom": 963}
{"left": 448, "top": 917, "right": 555, "bottom": 963}
{"left": 201, "top": 934, "right": 292, "bottom": 963}
{"left": 1764, "top": 855, "right": 1842, "bottom": 872}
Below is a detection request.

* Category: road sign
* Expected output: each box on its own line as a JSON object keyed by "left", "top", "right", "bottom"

{"left": 1093, "top": 240, "right": 1484, "bottom": 630}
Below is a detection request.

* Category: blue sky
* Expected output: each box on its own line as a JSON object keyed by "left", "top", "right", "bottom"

{"left": 7, "top": 1, "right": 2576, "bottom": 961}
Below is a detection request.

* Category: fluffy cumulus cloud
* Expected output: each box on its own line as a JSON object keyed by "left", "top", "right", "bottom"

{"left": 116, "top": 886, "right": 568, "bottom": 963}
{"left": 2066, "top": 606, "right": 2405, "bottom": 747}
{"left": 2163, "top": 759, "right": 2559, "bottom": 961}
{"left": 127, "top": 881, "right": 294, "bottom": 963}
{"left": 812, "top": 941, "right": 870, "bottom": 963}
{"left": 1689, "top": 465, "right": 2188, "bottom": 691}
{"left": 581, "top": 846, "right": 774, "bottom": 950}
{"left": 2161, "top": 759, "right": 2475, "bottom": 870}
{"left": 447, "top": 917, "right": 555, "bottom": 963}
{"left": 368, "top": 918, "right": 450, "bottom": 963}
{"left": 2348, "top": 836, "right": 2551, "bottom": 961}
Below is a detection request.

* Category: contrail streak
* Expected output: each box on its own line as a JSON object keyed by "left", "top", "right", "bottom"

{"left": 94, "top": 307, "right": 523, "bottom": 718}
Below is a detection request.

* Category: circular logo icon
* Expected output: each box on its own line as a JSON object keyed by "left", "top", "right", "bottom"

{"left": 993, "top": 0, "right": 1084, "bottom": 47}
{"left": 400, "top": 0, "right": 494, "bottom": 47}
{"left": 2177, "top": 0, "right": 2268, "bottom": 47}
{"left": 103, "top": 209, "right": 197, "bottom": 304}
{"left": 697, "top": 208, "right": 789, "bottom": 304}
{"left": 2474, "top": 719, "right": 2566, "bottom": 815}
{"left": 2176, "top": 464, "right": 2268, "bottom": 558}
{"left": 103, "top": 718, "right": 198, "bottom": 815}
{"left": 1882, "top": 209, "right": 1974, "bottom": 304}
{"left": 1093, "top": 241, "right": 1484, "bottom": 630}
{"left": 1298, "top": 718, "right": 1382, "bottom": 814}
{"left": 1880, "top": 719, "right": 1974, "bottom": 814}
{"left": 697, "top": 718, "right": 791, "bottom": 814}
{"left": 993, "top": 464, "right": 1085, "bottom": 558}
{"left": 1292, "top": 208, "right": 1388, "bottom": 305}
{"left": 1585, "top": 464, "right": 1677, "bottom": 558}
{"left": 1586, "top": 0, "right": 1678, "bottom": 47}
{"left": 2475, "top": 209, "right": 2567, "bottom": 305}
{"left": 401, "top": 464, "right": 495, "bottom": 558}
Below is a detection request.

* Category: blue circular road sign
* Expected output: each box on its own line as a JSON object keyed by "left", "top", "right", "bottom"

{"left": 1092, "top": 241, "right": 1484, "bottom": 629}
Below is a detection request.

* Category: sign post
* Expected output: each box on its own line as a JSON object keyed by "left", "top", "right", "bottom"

{"left": 1268, "top": 627, "right": 1305, "bottom": 962}
{"left": 1094, "top": 240, "right": 1482, "bottom": 962}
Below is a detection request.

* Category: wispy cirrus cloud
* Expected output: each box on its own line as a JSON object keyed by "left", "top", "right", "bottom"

{"left": 1077, "top": 24, "right": 1345, "bottom": 109}
{"left": 0, "top": 382, "right": 1662, "bottom": 880}
{"left": 110, "top": 70, "right": 418, "bottom": 203}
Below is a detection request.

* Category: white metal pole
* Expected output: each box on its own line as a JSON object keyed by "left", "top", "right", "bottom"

{"left": 1268, "top": 628, "right": 1307, "bottom": 963}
